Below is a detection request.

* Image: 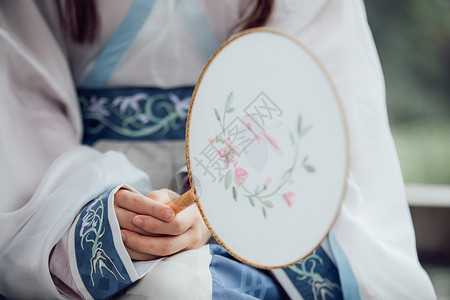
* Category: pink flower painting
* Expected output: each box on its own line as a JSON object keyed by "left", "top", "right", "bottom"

{"left": 283, "top": 191, "right": 296, "bottom": 208}
{"left": 217, "top": 137, "right": 239, "bottom": 169}
{"left": 209, "top": 135, "right": 217, "bottom": 144}
{"left": 264, "top": 177, "right": 272, "bottom": 189}
{"left": 234, "top": 162, "right": 249, "bottom": 187}
{"left": 210, "top": 92, "right": 315, "bottom": 219}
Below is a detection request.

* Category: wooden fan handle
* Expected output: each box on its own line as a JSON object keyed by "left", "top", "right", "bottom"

{"left": 168, "top": 189, "right": 196, "bottom": 214}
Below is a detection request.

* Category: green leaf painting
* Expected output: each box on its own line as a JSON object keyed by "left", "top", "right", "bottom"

{"left": 224, "top": 170, "right": 232, "bottom": 190}
{"left": 297, "top": 115, "right": 302, "bottom": 135}
{"left": 304, "top": 165, "right": 316, "bottom": 173}
{"left": 225, "top": 92, "right": 234, "bottom": 109}
{"left": 261, "top": 200, "right": 274, "bottom": 208}
{"left": 232, "top": 186, "right": 238, "bottom": 201}
{"left": 214, "top": 108, "right": 221, "bottom": 121}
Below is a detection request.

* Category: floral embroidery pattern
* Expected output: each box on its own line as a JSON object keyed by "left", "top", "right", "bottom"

{"left": 210, "top": 92, "right": 316, "bottom": 218}
{"left": 88, "top": 96, "right": 111, "bottom": 117}
{"left": 79, "top": 91, "right": 189, "bottom": 139}
{"left": 79, "top": 196, "right": 125, "bottom": 286}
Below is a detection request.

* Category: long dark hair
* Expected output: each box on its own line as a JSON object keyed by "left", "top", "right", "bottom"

{"left": 64, "top": 0, "right": 275, "bottom": 44}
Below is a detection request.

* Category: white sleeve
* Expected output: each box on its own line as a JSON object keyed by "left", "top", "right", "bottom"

{"left": 266, "top": 0, "right": 435, "bottom": 299}
{"left": 0, "top": 2, "right": 155, "bottom": 299}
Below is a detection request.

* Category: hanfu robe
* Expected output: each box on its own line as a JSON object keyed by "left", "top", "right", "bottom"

{"left": 0, "top": 0, "right": 435, "bottom": 299}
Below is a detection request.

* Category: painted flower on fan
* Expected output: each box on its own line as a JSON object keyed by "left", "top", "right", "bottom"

{"left": 262, "top": 132, "right": 280, "bottom": 151}
{"left": 217, "top": 137, "right": 239, "bottom": 169}
{"left": 264, "top": 177, "right": 272, "bottom": 189}
{"left": 283, "top": 191, "right": 296, "bottom": 207}
{"left": 209, "top": 135, "right": 217, "bottom": 144}
{"left": 234, "top": 164, "right": 249, "bottom": 187}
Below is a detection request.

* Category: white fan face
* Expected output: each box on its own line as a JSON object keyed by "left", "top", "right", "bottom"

{"left": 187, "top": 28, "right": 348, "bottom": 269}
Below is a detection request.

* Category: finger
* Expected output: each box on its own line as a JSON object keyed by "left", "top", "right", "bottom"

{"left": 132, "top": 213, "right": 190, "bottom": 236}
{"left": 114, "top": 191, "right": 144, "bottom": 234}
{"left": 146, "top": 189, "right": 179, "bottom": 205}
{"left": 122, "top": 228, "right": 191, "bottom": 257}
{"left": 132, "top": 202, "right": 198, "bottom": 235}
{"left": 121, "top": 230, "right": 161, "bottom": 260}
{"left": 115, "top": 189, "right": 175, "bottom": 222}
{"left": 114, "top": 206, "right": 147, "bottom": 234}
{"left": 125, "top": 246, "right": 160, "bottom": 261}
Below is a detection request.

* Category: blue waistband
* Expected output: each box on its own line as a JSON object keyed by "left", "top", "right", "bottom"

{"left": 77, "top": 86, "right": 194, "bottom": 145}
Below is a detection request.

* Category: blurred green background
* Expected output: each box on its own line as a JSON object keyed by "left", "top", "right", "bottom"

{"left": 364, "top": 0, "right": 450, "bottom": 184}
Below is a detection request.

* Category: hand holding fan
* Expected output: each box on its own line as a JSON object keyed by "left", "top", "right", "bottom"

{"left": 169, "top": 28, "right": 349, "bottom": 269}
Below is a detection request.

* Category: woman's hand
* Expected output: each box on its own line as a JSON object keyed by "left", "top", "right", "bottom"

{"left": 114, "top": 189, "right": 211, "bottom": 261}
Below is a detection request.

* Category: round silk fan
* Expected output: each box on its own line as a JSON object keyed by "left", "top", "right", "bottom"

{"left": 170, "top": 28, "right": 348, "bottom": 269}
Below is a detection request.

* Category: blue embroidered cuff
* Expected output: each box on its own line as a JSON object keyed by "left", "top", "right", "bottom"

{"left": 67, "top": 186, "right": 165, "bottom": 299}
{"left": 70, "top": 188, "right": 132, "bottom": 299}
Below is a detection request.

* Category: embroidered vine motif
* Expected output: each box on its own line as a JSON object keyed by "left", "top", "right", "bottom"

{"left": 288, "top": 253, "right": 341, "bottom": 300}
{"left": 79, "top": 197, "right": 125, "bottom": 286}
{"left": 79, "top": 92, "right": 190, "bottom": 138}
{"left": 209, "top": 92, "right": 316, "bottom": 218}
